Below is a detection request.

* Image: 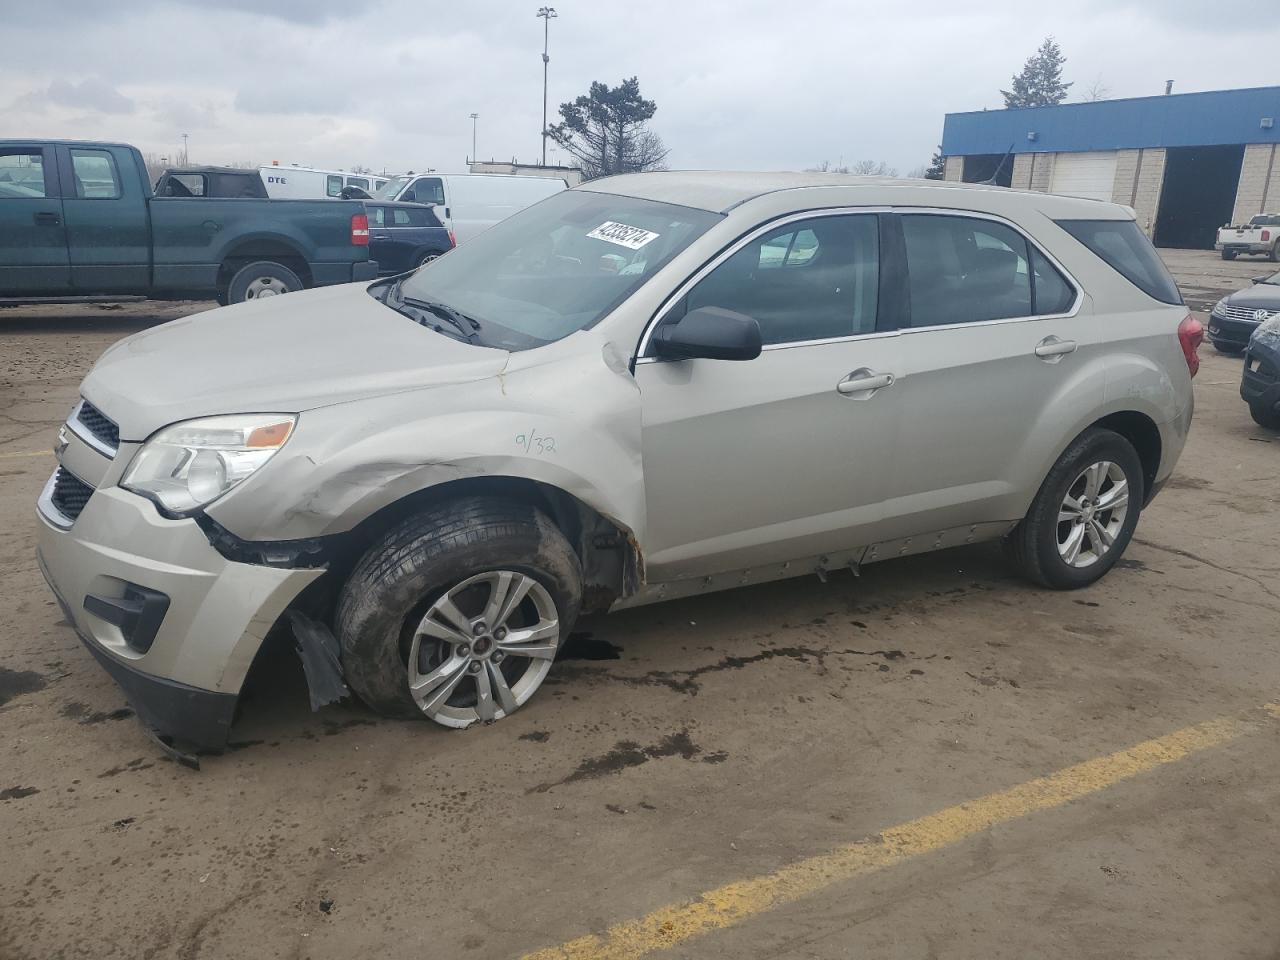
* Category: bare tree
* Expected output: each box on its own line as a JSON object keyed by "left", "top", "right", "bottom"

{"left": 850, "top": 159, "right": 898, "bottom": 177}
{"left": 141, "top": 152, "right": 170, "bottom": 184}
{"left": 1083, "top": 76, "right": 1111, "bottom": 102}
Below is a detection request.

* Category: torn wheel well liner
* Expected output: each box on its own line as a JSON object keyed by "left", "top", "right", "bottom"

{"left": 1092, "top": 411, "right": 1162, "bottom": 505}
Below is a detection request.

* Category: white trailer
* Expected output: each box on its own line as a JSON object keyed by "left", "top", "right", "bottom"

{"left": 258, "top": 164, "right": 389, "bottom": 200}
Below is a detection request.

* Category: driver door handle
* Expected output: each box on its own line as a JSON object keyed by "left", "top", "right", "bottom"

{"left": 837, "top": 369, "right": 895, "bottom": 398}
{"left": 1034, "top": 335, "right": 1077, "bottom": 361}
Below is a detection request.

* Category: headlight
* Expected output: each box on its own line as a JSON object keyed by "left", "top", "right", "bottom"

{"left": 1211, "top": 298, "right": 1228, "bottom": 316}
{"left": 122, "top": 414, "right": 296, "bottom": 516}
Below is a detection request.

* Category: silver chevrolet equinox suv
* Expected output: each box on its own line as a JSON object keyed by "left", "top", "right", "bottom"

{"left": 37, "top": 172, "right": 1202, "bottom": 752}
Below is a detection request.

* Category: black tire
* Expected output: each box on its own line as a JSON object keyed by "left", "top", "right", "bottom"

{"left": 1222, "top": 249, "right": 1237, "bottom": 261}
{"left": 417, "top": 250, "right": 445, "bottom": 268}
{"left": 1212, "top": 340, "right": 1245, "bottom": 356}
{"left": 1005, "top": 428, "right": 1145, "bottom": 590}
{"left": 1270, "top": 242, "right": 1280, "bottom": 263}
{"left": 1250, "top": 402, "right": 1280, "bottom": 430}
{"left": 226, "top": 260, "right": 302, "bottom": 304}
{"left": 335, "top": 497, "right": 582, "bottom": 721}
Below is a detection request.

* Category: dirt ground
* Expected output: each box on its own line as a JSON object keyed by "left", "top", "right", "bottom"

{"left": 2, "top": 252, "right": 1278, "bottom": 960}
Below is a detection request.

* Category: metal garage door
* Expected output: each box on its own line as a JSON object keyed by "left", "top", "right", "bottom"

{"left": 1050, "top": 152, "right": 1118, "bottom": 201}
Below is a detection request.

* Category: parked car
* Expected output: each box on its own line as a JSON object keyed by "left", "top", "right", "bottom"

{"left": 371, "top": 173, "right": 565, "bottom": 244}
{"left": 367, "top": 201, "right": 454, "bottom": 275}
{"left": 1240, "top": 314, "right": 1280, "bottom": 429}
{"left": 1216, "top": 214, "right": 1280, "bottom": 261}
{"left": 259, "top": 164, "right": 388, "bottom": 200}
{"left": 0, "top": 140, "right": 377, "bottom": 304}
{"left": 37, "top": 172, "right": 1200, "bottom": 753}
{"left": 153, "top": 166, "right": 269, "bottom": 199}
{"left": 1207, "top": 269, "right": 1280, "bottom": 354}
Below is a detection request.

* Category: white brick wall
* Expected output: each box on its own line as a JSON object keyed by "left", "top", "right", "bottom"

{"left": 1011, "top": 154, "right": 1033, "bottom": 190}
{"left": 1231, "top": 143, "right": 1279, "bottom": 224}
{"left": 943, "top": 156, "right": 963, "bottom": 182}
{"left": 1028, "top": 153, "right": 1054, "bottom": 192}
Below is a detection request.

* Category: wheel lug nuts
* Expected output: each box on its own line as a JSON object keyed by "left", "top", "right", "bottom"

{"left": 457, "top": 644, "right": 470, "bottom": 657}
{"left": 473, "top": 621, "right": 487, "bottom": 636}
{"left": 494, "top": 626, "right": 508, "bottom": 640}
{"left": 468, "top": 661, "right": 482, "bottom": 674}
{"left": 492, "top": 651, "right": 505, "bottom": 663}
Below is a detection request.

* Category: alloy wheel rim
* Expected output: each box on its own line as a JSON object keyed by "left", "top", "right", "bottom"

{"left": 407, "top": 570, "right": 560, "bottom": 728}
{"left": 1056, "top": 460, "right": 1129, "bottom": 568}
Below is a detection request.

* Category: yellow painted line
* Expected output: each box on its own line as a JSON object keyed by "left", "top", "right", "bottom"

{"left": 523, "top": 706, "right": 1274, "bottom": 960}
{"left": 0, "top": 449, "right": 52, "bottom": 460}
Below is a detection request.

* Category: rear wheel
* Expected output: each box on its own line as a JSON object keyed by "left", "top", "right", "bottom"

{"left": 1250, "top": 401, "right": 1280, "bottom": 430}
{"left": 418, "top": 251, "right": 444, "bottom": 268}
{"left": 336, "top": 497, "right": 581, "bottom": 725}
{"left": 1005, "top": 428, "right": 1144, "bottom": 589}
{"left": 226, "top": 260, "right": 302, "bottom": 304}
{"left": 1270, "top": 241, "right": 1280, "bottom": 263}
{"left": 1222, "top": 249, "right": 1237, "bottom": 261}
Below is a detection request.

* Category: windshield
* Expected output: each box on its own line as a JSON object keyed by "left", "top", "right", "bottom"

{"left": 1261, "top": 271, "right": 1280, "bottom": 285}
{"left": 372, "top": 176, "right": 412, "bottom": 200}
{"left": 388, "top": 190, "right": 722, "bottom": 349}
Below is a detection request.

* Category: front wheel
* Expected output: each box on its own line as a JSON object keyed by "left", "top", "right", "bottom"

{"left": 1005, "top": 428, "right": 1144, "bottom": 589}
{"left": 1212, "top": 341, "right": 1245, "bottom": 356}
{"left": 336, "top": 497, "right": 582, "bottom": 726}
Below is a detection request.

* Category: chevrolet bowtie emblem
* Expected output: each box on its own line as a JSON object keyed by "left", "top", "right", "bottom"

{"left": 54, "top": 426, "right": 69, "bottom": 460}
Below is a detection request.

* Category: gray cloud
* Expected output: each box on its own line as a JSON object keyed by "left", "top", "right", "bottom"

{"left": 30, "top": 78, "right": 136, "bottom": 115}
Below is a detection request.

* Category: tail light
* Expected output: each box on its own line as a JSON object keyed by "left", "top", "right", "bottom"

{"left": 350, "top": 213, "right": 369, "bottom": 245}
{"left": 1178, "top": 314, "right": 1204, "bottom": 378}
{"left": 1263, "top": 230, "right": 1272, "bottom": 242}
{"left": 447, "top": 230, "right": 457, "bottom": 248}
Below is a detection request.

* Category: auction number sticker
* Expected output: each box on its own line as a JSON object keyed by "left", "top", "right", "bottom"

{"left": 587, "top": 221, "right": 660, "bottom": 250}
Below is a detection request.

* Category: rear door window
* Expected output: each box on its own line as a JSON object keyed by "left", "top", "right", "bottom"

{"left": 165, "top": 174, "right": 206, "bottom": 197}
{"left": 393, "top": 207, "right": 433, "bottom": 227}
{"left": 1056, "top": 219, "right": 1182, "bottom": 305}
{"left": 368, "top": 206, "right": 386, "bottom": 228}
{"left": 69, "top": 149, "right": 121, "bottom": 199}
{"left": 0, "top": 149, "right": 48, "bottom": 198}
{"left": 409, "top": 177, "right": 446, "bottom": 206}
{"left": 347, "top": 176, "right": 370, "bottom": 191}
{"left": 326, "top": 174, "right": 343, "bottom": 198}
{"left": 901, "top": 215, "right": 1032, "bottom": 327}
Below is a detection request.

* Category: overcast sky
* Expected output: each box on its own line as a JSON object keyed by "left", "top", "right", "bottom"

{"left": 4, "top": 0, "right": 1276, "bottom": 177}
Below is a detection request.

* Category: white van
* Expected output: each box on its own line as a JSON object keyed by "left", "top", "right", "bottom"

{"left": 370, "top": 173, "right": 565, "bottom": 243}
{"left": 259, "top": 165, "right": 390, "bottom": 200}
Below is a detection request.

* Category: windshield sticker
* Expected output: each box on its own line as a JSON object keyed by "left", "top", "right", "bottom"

{"left": 587, "top": 221, "right": 660, "bottom": 250}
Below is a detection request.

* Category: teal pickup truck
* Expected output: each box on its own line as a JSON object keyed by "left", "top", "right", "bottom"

{"left": 0, "top": 140, "right": 377, "bottom": 305}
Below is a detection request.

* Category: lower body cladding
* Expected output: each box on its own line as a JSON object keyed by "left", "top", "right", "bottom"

{"left": 36, "top": 482, "right": 321, "bottom": 755}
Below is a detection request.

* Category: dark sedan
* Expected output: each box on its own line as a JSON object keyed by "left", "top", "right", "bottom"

{"left": 1241, "top": 316, "right": 1280, "bottom": 429}
{"left": 1208, "top": 269, "right": 1280, "bottom": 354}
{"left": 367, "top": 202, "right": 454, "bottom": 275}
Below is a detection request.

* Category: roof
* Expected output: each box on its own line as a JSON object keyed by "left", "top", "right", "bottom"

{"left": 942, "top": 85, "right": 1280, "bottom": 157}
{"left": 578, "top": 170, "right": 1048, "bottom": 214}
{"left": 161, "top": 166, "right": 260, "bottom": 177}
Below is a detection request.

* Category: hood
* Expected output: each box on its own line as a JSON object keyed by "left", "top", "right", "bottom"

{"left": 1251, "top": 315, "right": 1280, "bottom": 355}
{"left": 83, "top": 283, "right": 509, "bottom": 441}
{"left": 1223, "top": 283, "right": 1280, "bottom": 310}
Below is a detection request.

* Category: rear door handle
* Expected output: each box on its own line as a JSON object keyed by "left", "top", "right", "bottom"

{"left": 33, "top": 211, "right": 61, "bottom": 226}
{"left": 1034, "top": 335, "right": 1077, "bottom": 362}
{"left": 837, "top": 369, "right": 895, "bottom": 398}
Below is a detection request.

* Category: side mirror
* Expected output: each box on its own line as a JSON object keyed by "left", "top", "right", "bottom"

{"left": 651, "top": 306, "right": 762, "bottom": 361}
{"left": 1252, "top": 276, "right": 1267, "bottom": 285}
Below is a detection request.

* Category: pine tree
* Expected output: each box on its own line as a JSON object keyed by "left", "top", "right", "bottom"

{"left": 923, "top": 146, "right": 945, "bottom": 180}
{"left": 1001, "top": 37, "right": 1072, "bottom": 109}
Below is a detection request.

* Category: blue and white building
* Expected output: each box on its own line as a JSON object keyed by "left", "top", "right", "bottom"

{"left": 941, "top": 85, "right": 1280, "bottom": 249}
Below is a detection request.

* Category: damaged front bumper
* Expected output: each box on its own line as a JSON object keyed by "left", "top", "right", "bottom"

{"left": 37, "top": 482, "right": 323, "bottom": 754}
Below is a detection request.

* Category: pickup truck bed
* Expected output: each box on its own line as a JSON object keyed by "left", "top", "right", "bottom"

{"left": 0, "top": 140, "right": 377, "bottom": 304}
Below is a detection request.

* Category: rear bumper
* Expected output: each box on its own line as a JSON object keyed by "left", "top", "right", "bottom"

{"left": 312, "top": 260, "right": 379, "bottom": 286}
{"left": 1241, "top": 351, "right": 1280, "bottom": 412}
{"left": 1216, "top": 241, "right": 1271, "bottom": 254}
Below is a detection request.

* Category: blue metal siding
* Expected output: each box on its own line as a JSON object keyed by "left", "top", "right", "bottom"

{"left": 942, "top": 86, "right": 1280, "bottom": 156}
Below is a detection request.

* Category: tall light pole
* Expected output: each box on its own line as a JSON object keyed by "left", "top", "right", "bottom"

{"left": 469, "top": 113, "right": 479, "bottom": 167}
{"left": 181, "top": 132, "right": 189, "bottom": 165}
{"left": 537, "top": 6, "right": 557, "bottom": 166}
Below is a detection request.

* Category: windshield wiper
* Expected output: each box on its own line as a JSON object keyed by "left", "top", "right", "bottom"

{"left": 385, "top": 280, "right": 482, "bottom": 342}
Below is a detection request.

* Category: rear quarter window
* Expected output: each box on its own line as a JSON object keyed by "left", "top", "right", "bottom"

{"left": 1056, "top": 219, "right": 1182, "bottom": 305}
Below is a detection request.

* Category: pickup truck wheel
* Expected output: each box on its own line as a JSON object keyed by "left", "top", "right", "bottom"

{"left": 1270, "top": 242, "right": 1280, "bottom": 263}
{"left": 1250, "top": 402, "right": 1280, "bottom": 430}
{"left": 1221, "top": 249, "right": 1236, "bottom": 261}
{"left": 227, "top": 261, "right": 302, "bottom": 304}
{"left": 1004, "top": 428, "right": 1144, "bottom": 590}
{"left": 335, "top": 497, "right": 582, "bottom": 726}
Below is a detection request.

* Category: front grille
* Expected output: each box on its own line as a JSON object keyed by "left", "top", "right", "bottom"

{"left": 1220, "top": 304, "right": 1279, "bottom": 324}
{"left": 50, "top": 468, "right": 94, "bottom": 523}
{"left": 75, "top": 399, "right": 120, "bottom": 454}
